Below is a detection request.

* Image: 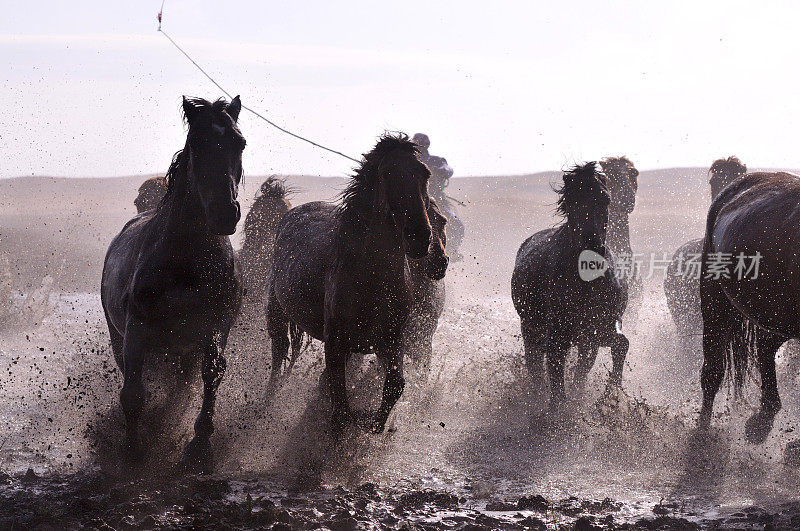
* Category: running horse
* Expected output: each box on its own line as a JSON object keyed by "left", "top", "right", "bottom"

{"left": 239, "top": 177, "right": 292, "bottom": 314}
{"left": 102, "top": 96, "right": 245, "bottom": 473}
{"left": 599, "top": 156, "right": 639, "bottom": 322}
{"left": 134, "top": 176, "right": 168, "bottom": 213}
{"left": 512, "top": 162, "right": 628, "bottom": 406}
{"left": 401, "top": 199, "right": 449, "bottom": 373}
{"left": 266, "top": 133, "right": 432, "bottom": 434}
{"left": 699, "top": 170, "right": 800, "bottom": 444}
{"left": 664, "top": 157, "right": 748, "bottom": 343}
{"left": 266, "top": 198, "right": 449, "bottom": 384}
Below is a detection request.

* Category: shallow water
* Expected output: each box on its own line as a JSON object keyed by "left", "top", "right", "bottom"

{"left": 3, "top": 279, "right": 800, "bottom": 529}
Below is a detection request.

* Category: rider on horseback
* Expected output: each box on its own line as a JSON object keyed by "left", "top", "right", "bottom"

{"left": 413, "top": 133, "right": 464, "bottom": 260}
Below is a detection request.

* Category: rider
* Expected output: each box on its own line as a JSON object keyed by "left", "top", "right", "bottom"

{"left": 413, "top": 133, "right": 453, "bottom": 205}
{"left": 413, "top": 133, "right": 463, "bottom": 260}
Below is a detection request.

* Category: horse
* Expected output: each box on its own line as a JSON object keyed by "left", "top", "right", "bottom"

{"left": 134, "top": 176, "right": 168, "bottom": 214}
{"left": 266, "top": 133, "right": 432, "bottom": 434}
{"left": 267, "top": 198, "right": 449, "bottom": 384}
{"left": 699, "top": 170, "right": 800, "bottom": 444}
{"left": 511, "top": 162, "right": 628, "bottom": 406}
{"left": 101, "top": 96, "right": 245, "bottom": 473}
{"left": 664, "top": 157, "right": 748, "bottom": 344}
{"left": 599, "top": 156, "right": 640, "bottom": 322}
{"left": 600, "top": 156, "right": 638, "bottom": 260}
{"left": 239, "top": 177, "right": 292, "bottom": 314}
{"left": 413, "top": 133, "right": 464, "bottom": 261}
{"left": 401, "top": 199, "right": 449, "bottom": 373}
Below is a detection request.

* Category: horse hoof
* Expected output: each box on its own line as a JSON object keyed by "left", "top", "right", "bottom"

{"left": 330, "top": 411, "right": 353, "bottom": 439}
{"left": 179, "top": 437, "right": 214, "bottom": 475}
{"left": 784, "top": 440, "right": 800, "bottom": 467}
{"left": 123, "top": 435, "right": 145, "bottom": 463}
{"left": 370, "top": 413, "right": 389, "bottom": 434}
{"left": 604, "top": 378, "right": 623, "bottom": 395}
{"left": 546, "top": 397, "right": 567, "bottom": 418}
{"left": 697, "top": 411, "right": 712, "bottom": 431}
{"left": 745, "top": 411, "right": 775, "bottom": 444}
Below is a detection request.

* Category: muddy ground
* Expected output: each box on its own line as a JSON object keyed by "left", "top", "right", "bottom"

{"left": 2, "top": 168, "right": 800, "bottom": 529}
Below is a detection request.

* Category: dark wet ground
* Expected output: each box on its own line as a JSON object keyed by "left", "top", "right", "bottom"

{"left": 4, "top": 469, "right": 795, "bottom": 530}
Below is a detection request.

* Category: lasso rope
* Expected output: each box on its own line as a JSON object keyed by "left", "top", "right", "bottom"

{"left": 157, "top": 3, "right": 360, "bottom": 164}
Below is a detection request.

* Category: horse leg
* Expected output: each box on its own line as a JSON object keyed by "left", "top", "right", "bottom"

{"left": 324, "top": 333, "right": 351, "bottom": 436}
{"left": 119, "top": 318, "right": 150, "bottom": 460}
{"left": 573, "top": 340, "right": 599, "bottom": 393}
{"left": 373, "top": 342, "right": 406, "bottom": 433}
{"left": 180, "top": 334, "right": 227, "bottom": 474}
{"left": 104, "top": 307, "right": 124, "bottom": 369}
{"left": 522, "top": 324, "right": 545, "bottom": 388}
{"left": 418, "top": 305, "right": 438, "bottom": 372}
{"left": 546, "top": 337, "right": 570, "bottom": 408}
{"left": 408, "top": 303, "right": 437, "bottom": 375}
{"left": 608, "top": 329, "right": 629, "bottom": 389}
{"left": 745, "top": 331, "right": 785, "bottom": 444}
{"left": 698, "top": 280, "right": 730, "bottom": 429}
{"left": 266, "top": 285, "right": 290, "bottom": 387}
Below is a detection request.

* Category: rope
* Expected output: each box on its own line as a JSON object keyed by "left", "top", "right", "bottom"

{"left": 156, "top": 5, "right": 360, "bottom": 164}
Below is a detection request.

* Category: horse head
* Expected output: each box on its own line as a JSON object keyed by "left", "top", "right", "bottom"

{"left": 600, "top": 156, "right": 638, "bottom": 215}
{"left": 557, "top": 162, "right": 610, "bottom": 255}
{"left": 134, "top": 176, "right": 167, "bottom": 213}
{"left": 181, "top": 95, "right": 246, "bottom": 235}
{"left": 372, "top": 134, "right": 432, "bottom": 259}
{"left": 709, "top": 156, "right": 747, "bottom": 199}
{"left": 425, "top": 199, "right": 449, "bottom": 280}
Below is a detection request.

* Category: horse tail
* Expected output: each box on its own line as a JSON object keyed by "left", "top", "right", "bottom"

{"left": 288, "top": 322, "right": 311, "bottom": 369}
{"left": 725, "top": 308, "right": 759, "bottom": 393}
{"left": 701, "top": 174, "right": 760, "bottom": 393}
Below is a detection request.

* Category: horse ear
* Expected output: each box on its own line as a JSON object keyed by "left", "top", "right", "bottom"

{"left": 227, "top": 95, "right": 241, "bottom": 122}
{"left": 182, "top": 96, "right": 200, "bottom": 125}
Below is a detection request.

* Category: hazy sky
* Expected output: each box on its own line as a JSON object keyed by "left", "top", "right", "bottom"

{"left": 2, "top": 1, "right": 799, "bottom": 178}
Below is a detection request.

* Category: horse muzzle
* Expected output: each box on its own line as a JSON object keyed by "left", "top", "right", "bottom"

{"left": 207, "top": 200, "right": 241, "bottom": 235}
{"left": 405, "top": 228, "right": 431, "bottom": 259}
{"left": 425, "top": 253, "right": 449, "bottom": 280}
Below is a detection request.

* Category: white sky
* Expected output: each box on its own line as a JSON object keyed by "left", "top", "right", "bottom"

{"left": 2, "top": 1, "right": 799, "bottom": 178}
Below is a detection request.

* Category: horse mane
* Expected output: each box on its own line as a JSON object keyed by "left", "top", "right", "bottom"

{"left": 554, "top": 162, "right": 608, "bottom": 221}
{"left": 256, "top": 176, "right": 292, "bottom": 200}
{"left": 709, "top": 156, "right": 747, "bottom": 179}
{"left": 160, "top": 97, "right": 242, "bottom": 208}
{"left": 599, "top": 156, "right": 634, "bottom": 173}
{"left": 160, "top": 148, "right": 188, "bottom": 207}
{"left": 337, "top": 132, "right": 420, "bottom": 217}
{"left": 138, "top": 175, "right": 166, "bottom": 193}
{"left": 243, "top": 177, "right": 293, "bottom": 237}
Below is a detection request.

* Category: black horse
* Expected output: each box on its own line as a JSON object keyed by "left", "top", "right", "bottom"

{"left": 664, "top": 157, "right": 748, "bottom": 343}
{"left": 266, "top": 133, "right": 432, "bottom": 434}
{"left": 402, "top": 199, "right": 449, "bottom": 373}
{"left": 101, "top": 96, "right": 245, "bottom": 473}
{"left": 511, "top": 162, "right": 628, "bottom": 406}
{"left": 240, "top": 178, "right": 292, "bottom": 315}
{"left": 267, "top": 199, "right": 449, "bottom": 385}
{"left": 600, "top": 157, "right": 640, "bottom": 323}
{"left": 699, "top": 171, "right": 800, "bottom": 444}
{"left": 134, "top": 175, "right": 168, "bottom": 214}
